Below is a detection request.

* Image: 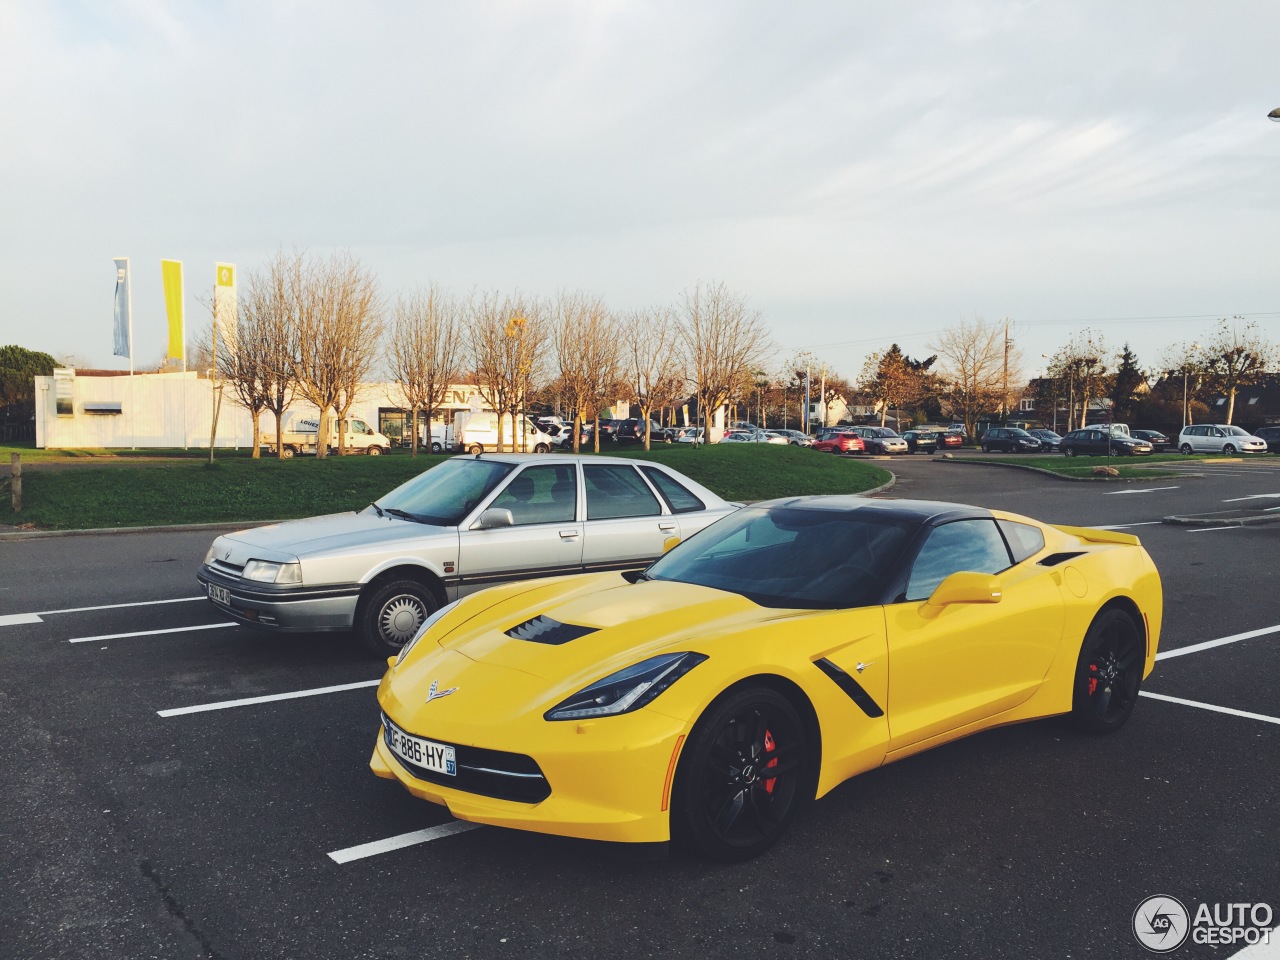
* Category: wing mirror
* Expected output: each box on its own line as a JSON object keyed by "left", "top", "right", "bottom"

{"left": 925, "top": 571, "right": 1003, "bottom": 609}
{"left": 473, "top": 507, "right": 514, "bottom": 530}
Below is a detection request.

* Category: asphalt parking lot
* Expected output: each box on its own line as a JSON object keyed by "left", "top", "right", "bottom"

{"left": 1, "top": 456, "right": 1277, "bottom": 960}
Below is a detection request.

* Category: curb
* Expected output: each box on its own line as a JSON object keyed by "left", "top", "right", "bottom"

{"left": 859, "top": 474, "right": 897, "bottom": 497}
{"left": 1162, "top": 512, "right": 1280, "bottom": 528}
{"left": 0, "top": 519, "right": 281, "bottom": 541}
{"left": 934, "top": 456, "right": 1197, "bottom": 483}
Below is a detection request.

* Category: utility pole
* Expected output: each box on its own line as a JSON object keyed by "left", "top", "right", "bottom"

{"left": 1001, "top": 317, "right": 1010, "bottom": 422}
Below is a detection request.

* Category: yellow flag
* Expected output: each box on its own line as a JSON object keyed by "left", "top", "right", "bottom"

{"left": 161, "top": 259, "right": 184, "bottom": 364}
{"left": 214, "top": 261, "right": 238, "bottom": 354}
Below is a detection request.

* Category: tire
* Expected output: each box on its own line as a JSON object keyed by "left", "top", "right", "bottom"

{"left": 281, "top": 446, "right": 295, "bottom": 459}
{"left": 1180, "top": 444, "right": 1193, "bottom": 455}
{"left": 981, "top": 444, "right": 990, "bottom": 453}
{"left": 356, "top": 578, "right": 440, "bottom": 657}
{"left": 1069, "top": 608, "right": 1144, "bottom": 734}
{"left": 1064, "top": 446, "right": 1075, "bottom": 458}
{"left": 467, "top": 443, "right": 484, "bottom": 455}
{"left": 1223, "top": 444, "right": 1237, "bottom": 455}
{"left": 534, "top": 443, "right": 550, "bottom": 454}
{"left": 431, "top": 441, "right": 442, "bottom": 453}
{"left": 367, "top": 445, "right": 383, "bottom": 456}
{"left": 671, "top": 687, "right": 809, "bottom": 862}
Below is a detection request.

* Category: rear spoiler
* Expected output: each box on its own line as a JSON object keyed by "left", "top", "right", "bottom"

{"left": 1053, "top": 524, "right": 1140, "bottom": 546}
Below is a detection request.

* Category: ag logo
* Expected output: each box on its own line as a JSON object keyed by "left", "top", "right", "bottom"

{"left": 1133, "top": 895, "right": 1190, "bottom": 953}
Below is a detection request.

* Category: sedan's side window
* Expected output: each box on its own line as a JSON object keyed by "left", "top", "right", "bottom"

{"left": 639, "top": 466, "right": 705, "bottom": 513}
{"left": 489, "top": 465, "right": 577, "bottom": 525}
{"left": 904, "top": 519, "right": 1012, "bottom": 602}
{"left": 583, "top": 464, "right": 662, "bottom": 520}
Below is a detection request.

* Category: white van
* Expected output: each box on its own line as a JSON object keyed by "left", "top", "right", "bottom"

{"left": 456, "top": 411, "right": 556, "bottom": 454}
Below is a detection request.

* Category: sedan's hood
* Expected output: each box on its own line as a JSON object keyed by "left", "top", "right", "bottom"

{"left": 219, "top": 511, "right": 452, "bottom": 563}
{"left": 432, "top": 574, "right": 777, "bottom": 686}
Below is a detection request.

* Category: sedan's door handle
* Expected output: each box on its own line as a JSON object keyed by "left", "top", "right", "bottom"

{"left": 559, "top": 529, "right": 579, "bottom": 539}
{"left": 659, "top": 522, "right": 677, "bottom": 531}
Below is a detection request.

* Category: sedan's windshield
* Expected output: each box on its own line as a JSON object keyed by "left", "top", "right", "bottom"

{"left": 375, "top": 458, "right": 515, "bottom": 526}
{"left": 647, "top": 506, "right": 915, "bottom": 609}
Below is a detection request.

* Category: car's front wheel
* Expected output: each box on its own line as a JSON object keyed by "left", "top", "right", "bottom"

{"left": 671, "top": 687, "right": 809, "bottom": 862}
{"left": 467, "top": 443, "right": 484, "bottom": 455}
{"left": 356, "top": 578, "right": 440, "bottom": 657}
{"left": 534, "top": 442, "right": 550, "bottom": 453}
{"left": 1223, "top": 443, "right": 1237, "bottom": 455}
{"left": 981, "top": 443, "right": 990, "bottom": 453}
{"left": 367, "top": 445, "right": 383, "bottom": 456}
{"left": 1070, "top": 608, "right": 1144, "bottom": 734}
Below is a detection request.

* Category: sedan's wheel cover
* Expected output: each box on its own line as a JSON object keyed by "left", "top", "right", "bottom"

{"left": 378, "top": 595, "right": 428, "bottom": 644}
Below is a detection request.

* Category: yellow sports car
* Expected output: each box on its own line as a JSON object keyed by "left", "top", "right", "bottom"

{"left": 371, "top": 497, "right": 1162, "bottom": 860}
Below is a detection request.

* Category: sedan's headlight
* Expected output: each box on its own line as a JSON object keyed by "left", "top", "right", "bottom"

{"left": 544, "top": 652, "right": 708, "bottom": 721}
{"left": 242, "top": 559, "right": 302, "bottom": 584}
{"left": 396, "top": 599, "right": 462, "bottom": 665}
{"left": 203, "top": 544, "right": 218, "bottom": 565}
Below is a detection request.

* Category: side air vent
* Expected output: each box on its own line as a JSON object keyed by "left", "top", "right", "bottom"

{"left": 1038, "top": 551, "right": 1085, "bottom": 567}
{"left": 505, "top": 615, "right": 599, "bottom": 645}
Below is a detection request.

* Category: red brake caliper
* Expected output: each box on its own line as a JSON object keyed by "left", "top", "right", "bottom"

{"left": 762, "top": 729, "right": 778, "bottom": 794}
{"left": 1088, "top": 665, "right": 1098, "bottom": 696}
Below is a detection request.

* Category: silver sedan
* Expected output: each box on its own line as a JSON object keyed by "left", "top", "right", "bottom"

{"left": 197, "top": 454, "right": 738, "bottom": 656}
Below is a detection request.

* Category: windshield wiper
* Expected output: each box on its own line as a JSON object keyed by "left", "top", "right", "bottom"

{"left": 369, "top": 502, "right": 385, "bottom": 517}
{"left": 383, "top": 507, "right": 425, "bottom": 523}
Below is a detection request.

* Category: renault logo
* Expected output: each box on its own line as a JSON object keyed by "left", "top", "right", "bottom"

{"left": 424, "top": 679, "right": 458, "bottom": 703}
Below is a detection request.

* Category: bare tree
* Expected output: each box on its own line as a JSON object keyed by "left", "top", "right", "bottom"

{"left": 289, "top": 251, "right": 382, "bottom": 459}
{"left": 240, "top": 251, "right": 299, "bottom": 459}
{"left": 1046, "top": 329, "right": 1108, "bottom": 431}
{"left": 620, "top": 306, "right": 685, "bottom": 449}
{"left": 678, "top": 281, "right": 771, "bottom": 443}
{"left": 930, "top": 318, "right": 1012, "bottom": 438}
{"left": 469, "top": 291, "right": 546, "bottom": 452}
{"left": 552, "top": 292, "right": 619, "bottom": 453}
{"left": 1200, "top": 317, "right": 1275, "bottom": 424}
{"left": 388, "top": 285, "right": 463, "bottom": 458}
{"left": 215, "top": 302, "right": 270, "bottom": 458}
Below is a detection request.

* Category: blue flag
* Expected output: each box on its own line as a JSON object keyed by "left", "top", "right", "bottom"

{"left": 113, "top": 257, "right": 131, "bottom": 359}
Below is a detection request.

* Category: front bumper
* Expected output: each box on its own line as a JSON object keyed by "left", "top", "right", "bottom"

{"left": 370, "top": 702, "right": 691, "bottom": 845}
{"left": 196, "top": 564, "right": 360, "bottom": 632}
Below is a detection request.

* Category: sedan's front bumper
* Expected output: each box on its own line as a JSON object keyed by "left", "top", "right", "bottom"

{"left": 196, "top": 564, "right": 360, "bottom": 632}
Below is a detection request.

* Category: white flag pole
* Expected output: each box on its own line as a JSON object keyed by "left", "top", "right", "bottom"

{"left": 128, "top": 257, "right": 135, "bottom": 449}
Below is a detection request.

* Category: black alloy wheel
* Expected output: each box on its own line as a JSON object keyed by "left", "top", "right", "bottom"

{"left": 1070, "top": 609, "right": 1144, "bottom": 734}
{"left": 672, "top": 687, "right": 809, "bottom": 862}
{"left": 356, "top": 578, "right": 440, "bottom": 657}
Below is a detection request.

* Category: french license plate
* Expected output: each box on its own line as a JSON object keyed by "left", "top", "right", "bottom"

{"left": 386, "top": 724, "right": 456, "bottom": 776}
{"left": 207, "top": 584, "right": 231, "bottom": 606}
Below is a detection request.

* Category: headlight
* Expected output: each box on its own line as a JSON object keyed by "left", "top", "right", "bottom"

{"left": 544, "top": 652, "right": 708, "bottom": 721}
{"left": 203, "top": 544, "right": 218, "bottom": 565}
{"left": 396, "top": 599, "right": 462, "bottom": 665}
{"left": 242, "top": 559, "right": 302, "bottom": 584}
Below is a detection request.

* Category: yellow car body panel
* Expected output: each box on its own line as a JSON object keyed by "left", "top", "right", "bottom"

{"left": 372, "top": 509, "right": 1162, "bottom": 847}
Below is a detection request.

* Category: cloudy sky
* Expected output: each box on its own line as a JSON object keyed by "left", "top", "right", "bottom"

{"left": 2, "top": 0, "right": 1278, "bottom": 381}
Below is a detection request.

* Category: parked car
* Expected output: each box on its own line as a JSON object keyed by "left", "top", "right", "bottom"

{"left": 373, "top": 496, "right": 1163, "bottom": 859}
{"left": 811, "top": 430, "right": 866, "bottom": 455}
{"left": 979, "top": 428, "right": 1044, "bottom": 454}
{"left": 675, "top": 427, "right": 705, "bottom": 444}
{"left": 1177, "top": 424, "right": 1268, "bottom": 455}
{"left": 936, "top": 431, "right": 965, "bottom": 449}
{"left": 1027, "top": 429, "right": 1061, "bottom": 452}
{"left": 262, "top": 414, "right": 392, "bottom": 457}
{"left": 1129, "top": 429, "right": 1171, "bottom": 452}
{"left": 1253, "top": 425, "right": 1280, "bottom": 453}
{"left": 900, "top": 430, "right": 939, "bottom": 454}
{"left": 769, "top": 429, "right": 814, "bottom": 447}
{"left": 616, "top": 419, "right": 675, "bottom": 444}
{"left": 458, "top": 412, "right": 556, "bottom": 454}
{"left": 1059, "top": 429, "right": 1153, "bottom": 457}
{"left": 848, "top": 426, "right": 909, "bottom": 455}
{"left": 197, "top": 455, "right": 739, "bottom": 656}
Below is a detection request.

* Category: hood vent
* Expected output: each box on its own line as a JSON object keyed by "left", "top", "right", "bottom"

{"left": 505, "top": 615, "right": 598, "bottom": 645}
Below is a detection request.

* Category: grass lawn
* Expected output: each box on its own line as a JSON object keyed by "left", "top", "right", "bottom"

{"left": 963, "top": 452, "right": 1209, "bottom": 479}
{"left": 0, "top": 444, "right": 889, "bottom": 531}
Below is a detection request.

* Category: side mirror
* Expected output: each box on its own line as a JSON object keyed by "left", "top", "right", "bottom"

{"left": 926, "top": 571, "right": 1003, "bottom": 608}
{"left": 473, "top": 507, "right": 514, "bottom": 530}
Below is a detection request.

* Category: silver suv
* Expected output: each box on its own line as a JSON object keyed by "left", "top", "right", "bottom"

{"left": 1177, "top": 424, "right": 1267, "bottom": 455}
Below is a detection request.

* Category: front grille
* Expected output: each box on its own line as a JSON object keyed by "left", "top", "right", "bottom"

{"left": 505, "top": 615, "right": 598, "bottom": 645}
{"left": 382, "top": 714, "right": 551, "bottom": 804}
{"left": 210, "top": 559, "right": 245, "bottom": 576}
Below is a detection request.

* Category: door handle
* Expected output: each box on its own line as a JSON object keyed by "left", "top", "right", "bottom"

{"left": 559, "top": 530, "right": 579, "bottom": 539}
{"left": 659, "top": 522, "right": 676, "bottom": 531}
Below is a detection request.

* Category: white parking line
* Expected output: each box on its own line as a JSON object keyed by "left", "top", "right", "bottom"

{"left": 1103, "top": 487, "right": 1179, "bottom": 495}
{"left": 69, "top": 623, "right": 237, "bottom": 644}
{"left": 1186, "top": 526, "right": 1245, "bottom": 533}
{"left": 1139, "top": 691, "right": 1280, "bottom": 727}
{"left": 328, "top": 821, "right": 483, "bottom": 863}
{"left": 0, "top": 596, "right": 206, "bottom": 627}
{"left": 1091, "top": 522, "right": 1164, "bottom": 530}
{"left": 1222, "top": 493, "right": 1280, "bottom": 502}
{"left": 157, "top": 678, "right": 380, "bottom": 717}
{"left": 1157, "top": 624, "right": 1280, "bottom": 661}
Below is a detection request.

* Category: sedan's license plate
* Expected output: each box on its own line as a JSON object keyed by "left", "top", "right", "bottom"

{"left": 207, "top": 584, "right": 231, "bottom": 605}
{"left": 387, "top": 725, "right": 456, "bottom": 776}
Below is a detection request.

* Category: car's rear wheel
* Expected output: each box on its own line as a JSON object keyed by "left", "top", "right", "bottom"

{"left": 1070, "top": 609, "right": 1144, "bottom": 734}
{"left": 1180, "top": 443, "right": 1193, "bottom": 455}
{"left": 467, "top": 443, "right": 483, "bottom": 455}
{"left": 280, "top": 446, "right": 295, "bottom": 459}
{"left": 431, "top": 441, "right": 442, "bottom": 453}
{"left": 356, "top": 578, "right": 440, "bottom": 657}
{"left": 672, "top": 687, "right": 808, "bottom": 862}
{"left": 533, "top": 442, "right": 550, "bottom": 453}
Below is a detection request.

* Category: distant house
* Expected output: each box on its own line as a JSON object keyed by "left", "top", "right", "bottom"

{"left": 1204, "top": 373, "right": 1280, "bottom": 427}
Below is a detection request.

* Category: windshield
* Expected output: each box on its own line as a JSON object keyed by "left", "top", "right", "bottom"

{"left": 1225, "top": 426, "right": 1250, "bottom": 436}
{"left": 647, "top": 505, "right": 915, "bottom": 609}
{"left": 375, "top": 458, "right": 515, "bottom": 525}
